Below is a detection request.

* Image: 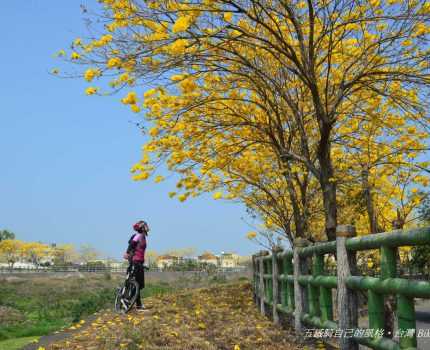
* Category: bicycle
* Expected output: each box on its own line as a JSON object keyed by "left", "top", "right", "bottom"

{"left": 114, "top": 262, "right": 146, "bottom": 313}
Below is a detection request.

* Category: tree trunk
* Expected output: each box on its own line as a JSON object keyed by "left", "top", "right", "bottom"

{"left": 318, "top": 158, "right": 337, "bottom": 242}
{"left": 317, "top": 122, "right": 337, "bottom": 241}
{"left": 361, "top": 167, "right": 379, "bottom": 234}
{"left": 280, "top": 160, "right": 307, "bottom": 239}
{"left": 321, "top": 178, "right": 337, "bottom": 241}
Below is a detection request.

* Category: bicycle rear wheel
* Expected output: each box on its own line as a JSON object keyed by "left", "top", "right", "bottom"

{"left": 114, "top": 279, "right": 139, "bottom": 313}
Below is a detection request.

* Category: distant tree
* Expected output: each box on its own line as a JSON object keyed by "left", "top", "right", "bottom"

{"left": 79, "top": 244, "right": 100, "bottom": 264}
{"left": 168, "top": 259, "right": 211, "bottom": 272}
{"left": 0, "top": 240, "right": 24, "bottom": 268}
{"left": 145, "top": 250, "right": 158, "bottom": 268}
{"left": 164, "top": 247, "right": 196, "bottom": 258}
{"left": 22, "top": 242, "right": 51, "bottom": 266}
{"left": 0, "top": 230, "right": 15, "bottom": 241}
{"left": 53, "top": 244, "right": 79, "bottom": 265}
{"left": 168, "top": 259, "right": 195, "bottom": 271}
{"left": 200, "top": 261, "right": 217, "bottom": 274}
{"left": 180, "top": 247, "right": 196, "bottom": 257}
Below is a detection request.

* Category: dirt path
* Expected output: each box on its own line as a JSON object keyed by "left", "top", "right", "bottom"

{"left": 30, "top": 283, "right": 315, "bottom": 350}
{"left": 21, "top": 314, "right": 100, "bottom": 350}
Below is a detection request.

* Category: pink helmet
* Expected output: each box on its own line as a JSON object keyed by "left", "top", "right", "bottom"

{"left": 133, "top": 220, "right": 149, "bottom": 233}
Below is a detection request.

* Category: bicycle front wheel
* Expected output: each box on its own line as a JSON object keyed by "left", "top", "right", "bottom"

{"left": 114, "top": 286, "right": 126, "bottom": 313}
{"left": 114, "top": 280, "right": 139, "bottom": 313}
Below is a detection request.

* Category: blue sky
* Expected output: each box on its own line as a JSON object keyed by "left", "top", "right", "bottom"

{"left": 0, "top": 1, "right": 258, "bottom": 259}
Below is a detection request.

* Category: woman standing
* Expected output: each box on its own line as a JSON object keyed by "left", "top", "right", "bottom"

{"left": 123, "top": 220, "right": 149, "bottom": 311}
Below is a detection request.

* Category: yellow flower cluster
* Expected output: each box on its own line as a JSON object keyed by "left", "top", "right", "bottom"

{"left": 121, "top": 91, "right": 137, "bottom": 105}
{"left": 172, "top": 15, "right": 193, "bottom": 33}
{"left": 85, "top": 87, "right": 98, "bottom": 95}
{"left": 93, "top": 34, "right": 113, "bottom": 47}
{"left": 167, "top": 39, "right": 188, "bottom": 55}
{"left": 84, "top": 68, "right": 101, "bottom": 82}
{"left": 107, "top": 57, "right": 122, "bottom": 68}
{"left": 213, "top": 192, "right": 223, "bottom": 200}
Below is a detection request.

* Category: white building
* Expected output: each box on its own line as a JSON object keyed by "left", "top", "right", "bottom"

{"left": 218, "top": 252, "right": 240, "bottom": 268}
{"left": 198, "top": 252, "right": 218, "bottom": 265}
{"left": 156, "top": 255, "right": 180, "bottom": 269}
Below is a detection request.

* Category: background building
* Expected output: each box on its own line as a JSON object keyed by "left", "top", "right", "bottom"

{"left": 198, "top": 252, "right": 218, "bottom": 266}
{"left": 156, "top": 255, "right": 180, "bottom": 269}
{"left": 218, "top": 252, "right": 238, "bottom": 268}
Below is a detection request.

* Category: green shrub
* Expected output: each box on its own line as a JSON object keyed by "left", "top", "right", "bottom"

{"left": 70, "top": 288, "right": 112, "bottom": 322}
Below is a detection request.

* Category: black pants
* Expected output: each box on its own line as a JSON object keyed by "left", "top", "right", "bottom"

{"left": 132, "top": 262, "right": 145, "bottom": 307}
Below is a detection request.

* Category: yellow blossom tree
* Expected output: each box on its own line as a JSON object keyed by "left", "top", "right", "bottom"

{"left": 62, "top": 0, "right": 430, "bottom": 242}
{"left": 22, "top": 242, "right": 51, "bottom": 266}
{"left": 0, "top": 239, "right": 24, "bottom": 268}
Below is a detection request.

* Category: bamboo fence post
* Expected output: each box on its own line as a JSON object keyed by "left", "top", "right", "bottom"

{"left": 280, "top": 253, "right": 287, "bottom": 309}
{"left": 308, "top": 254, "right": 321, "bottom": 318}
{"left": 284, "top": 253, "right": 295, "bottom": 313}
{"left": 314, "top": 253, "right": 332, "bottom": 322}
{"left": 259, "top": 251, "right": 267, "bottom": 316}
{"left": 293, "top": 238, "right": 309, "bottom": 333}
{"left": 336, "top": 225, "right": 358, "bottom": 350}
{"left": 252, "top": 254, "right": 257, "bottom": 303}
{"left": 272, "top": 247, "right": 282, "bottom": 324}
